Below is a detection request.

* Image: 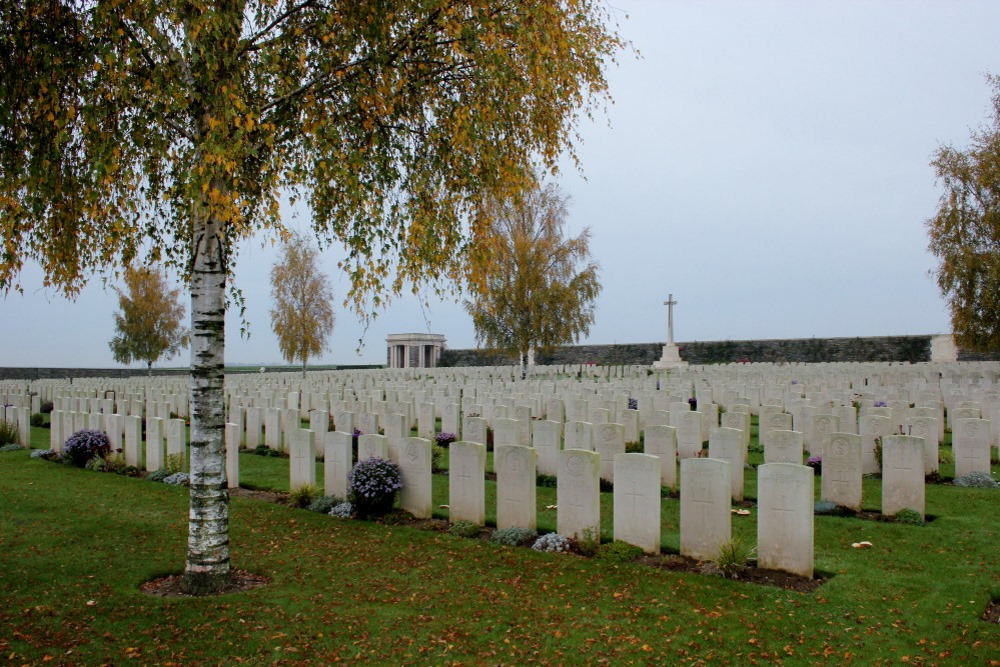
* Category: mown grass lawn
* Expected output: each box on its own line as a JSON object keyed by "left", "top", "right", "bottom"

{"left": 1, "top": 427, "right": 997, "bottom": 665}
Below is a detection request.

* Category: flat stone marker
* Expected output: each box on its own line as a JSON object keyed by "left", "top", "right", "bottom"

{"left": 644, "top": 425, "right": 678, "bottom": 490}
{"left": 708, "top": 426, "right": 745, "bottom": 501}
{"left": 225, "top": 423, "right": 240, "bottom": 489}
{"left": 532, "top": 420, "right": 562, "bottom": 476}
{"left": 289, "top": 428, "right": 316, "bottom": 491}
{"left": 821, "top": 433, "right": 862, "bottom": 511}
{"left": 613, "top": 453, "right": 661, "bottom": 553}
{"left": 557, "top": 449, "right": 601, "bottom": 540}
{"left": 358, "top": 433, "right": 389, "bottom": 460}
{"left": 881, "top": 435, "right": 925, "bottom": 518}
{"left": 757, "top": 463, "right": 814, "bottom": 579}
{"left": 764, "top": 429, "right": 803, "bottom": 465}
{"left": 399, "top": 437, "right": 432, "bottom": 518}
{"left": 680, "top": 458, "right": 731, "bottom": 561}
{"left": 323, "top": 431, "right": 352, "bottom": 500}
{"left": 146, "top": 417, "right": 165, "bottom": 472}
{"left": 449, "top": 441, "right": 486, "bottom": 525}
{"left": 495, "top": 444, "right": 537, "bottom": 531}
{"left": 953, "top": 418, "right": 992, "bottom": 477}
{"left": 592, "top": 422, "right": 625, "bottom": 482}
{"left": 564, "top": 421, "right": 593, "bottom": 451}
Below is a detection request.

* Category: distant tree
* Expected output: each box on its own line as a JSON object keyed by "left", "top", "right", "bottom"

{"left": 465, "top": 183, "right": 601, "bottom": 378}
{"left": 0, "top": 1, "right": 622, "bottom": 594}
{"left": 927, "top": 74, "right": 1000, "bottom": 354}
{"left": 109, "top": 267, "right": 189, "bottom": 376}
{"left": 270, "top": 235, "right": 335, "bottom": 377}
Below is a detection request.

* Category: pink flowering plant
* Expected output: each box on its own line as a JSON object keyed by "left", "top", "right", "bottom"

{"left": 348, "top": 456, "right": 403, "bottom": 518}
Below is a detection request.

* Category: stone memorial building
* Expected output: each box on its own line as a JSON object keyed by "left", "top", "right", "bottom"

{"left": 386, "top": 333, "right": 446, "bottom": 369}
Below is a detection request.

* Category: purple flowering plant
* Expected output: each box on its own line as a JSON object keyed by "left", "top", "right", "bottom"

{"left": 627, "top": 398, "right": 638, "bottom": 411}
{"left": 435, "top": 432, "right": 456, "bottom": 447}
{"left": 63, "top": 429, "right": 111, "bottom": 468}
{"left": 874, "top": 401, "right": 888, "bottom": 408}
{"left": 348, "top": 456, "right": 403, "bottom": 518}
{"left": 806, "top": 455, "right": 822, "bottom": 475}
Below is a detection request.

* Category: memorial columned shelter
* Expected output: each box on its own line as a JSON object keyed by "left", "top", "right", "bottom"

{"left": 386, "top": 333, "right": 446, "bottom": 369}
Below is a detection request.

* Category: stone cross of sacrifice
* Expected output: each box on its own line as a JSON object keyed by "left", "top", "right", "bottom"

{"left": 663, "top": 294, "right": 677, "bottom": 345}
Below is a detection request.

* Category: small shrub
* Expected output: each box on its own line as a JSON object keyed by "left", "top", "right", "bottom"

{"left": 84, "top": 456, "right": 106, "bottom": 471}
{"left": 599, "top": 478, "right": 614, "bottom": 493}
{"left": 123, "top": 465, "right": 141, "bottom": 477}
{"left": 349, "top": 456, "right": 403, "bottom": 518}
{"left": 40, "top": 401, "right": 54, "bottom": 414}
{"left": 449, "top": 520, "right": 481, "bottom": 538}
{"left": 435, "top": 432, "right": 456, "bottom": 448}
{"left": 253, "top": 444, "right": 272, "bottom": 456}
{"left": 711, "top": 536, "right": 756, "bottom": 579}
{"left": 289, "top": 484, "right": 319, "bottom": 508}
{"left": 814, "top": 500, "right": 838, "bottom": 515}
{"left": 329, "top": 502, "right": 353, "bottom": 518}
{"left": 103, "top": 451, "right": 127, "bottom": 474}
{"left": 532, "top": 533, "right": 572, "bottom": 553}
{"left": 576, "top": 526, "right": 601, "bottom": 557}
{"left": 490, "top": 526, "right": 537, "bottom": 546}
{"left": 30, "top": 448, "right": 54, "bottom": 459}
{"left": 165, "top": 453, "right": 185, "bottom": 474}
{"left": 308, "top": 495, "right": 344, "bottom": 514}
{"left": 0, "top": 421, "right": 19, "bottom": 446}
{"left": 873, "top": 437, "right": 884, "bottom": 473}
{"left": 594, "top": 540, "right": 644, "bottom": 563}
{"left": 953, "top": 471, "right": 999, "bottom": 489}
{"left": 163, "top": 472, "right": 190, "bottom": 486}
{"left": 893, "top": 508, "right": 924, "bottom": 525}
{"left": 148, "top": 468, "right": 172, "bottom": 483}
{"left": 748, "top": 443, "right": 764, "bottom": 454}
{"left": 431, "top": 445, "right": 447, "bottom": 473}
{"left": 624, "top": 441, "right": 643, "bottom": 454}
{"left": 0, "top": 443, "right": 24, "bottom": 452}
{"left": 806, "top": 455, "right": 822, "bottom": 475}
{"left": 938, "top": 449, "right": 955, "bottom": 465}
{"left": 535, "top": 474, "right": 557, "bottom": 488}
{"left": 30, "top": 413, "right": 44, "bottom": 427}
{"left": 63, "top": 429, "right": 111, "bottom": 468}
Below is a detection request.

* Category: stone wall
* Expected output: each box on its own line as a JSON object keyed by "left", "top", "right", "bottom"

{"left": 0, "top": 364, "right": 382, "bottom": 381}
{"left": 438, "top": 335, "right": 971, "bottom": 367}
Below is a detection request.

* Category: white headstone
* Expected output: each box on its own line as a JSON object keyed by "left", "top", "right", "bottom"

{"left": 613, "top": 453, "right": 661, "bottom": 553}
{"left": 557, "top": 449, "right": 601, "bottom": 540}
{"left": 449, "top": 441, "right": 486, "bottom": 525}
{"left": 881, "top": 435, "right": 925, "bottom": 519}
{"left": 757, "top": 463, "right": 814, "bottom": 578}
{"left": 821, "top": 433, "right": 862, "bottom": 511}
{"left": 398, "top": 437, "right": 433, "bottom": 518}
{"left": 495, "top": 444, "right": 537, "bottom": 531}
{"left": 679, "top": 458, "right": 731, "bottom": 561}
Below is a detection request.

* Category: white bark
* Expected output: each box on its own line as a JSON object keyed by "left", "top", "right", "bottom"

{"left": 182, "top": 212, "right": 232, "bottom": 594}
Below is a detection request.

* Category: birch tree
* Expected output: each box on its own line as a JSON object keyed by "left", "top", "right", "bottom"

{"left": 109, "top": 266, "right": 190, "bottom": 375}
{"left": 270, "top": 235, "right": 335, "bottom": 376}
{"left": 0, "top": 0, "right": 624, "bottom": 594}
{"left": 465, "top": 183, "right": 601, "bottom": 378}
{"left": 927, "top": 74, "right": 1000, "bottom": 354}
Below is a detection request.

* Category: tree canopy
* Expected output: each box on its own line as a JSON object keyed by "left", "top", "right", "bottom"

{"left": 927, "top": 74, "right": 1000, "bottom": 354}
{"left": 270, "top": 234, "right": 335, "bottom": 375}
{"left": 465, "top": 182, "right": 601, "bottom": 374}
{"left": 109, "top": 266, "right": 189, "bottom": 374}
{"left": 0, "top": 0, "right": 624, "bottom": 594}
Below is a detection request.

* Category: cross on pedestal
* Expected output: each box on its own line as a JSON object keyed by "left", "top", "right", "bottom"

{"left": 663, "top": 294, "right": 678, "bottom": 345}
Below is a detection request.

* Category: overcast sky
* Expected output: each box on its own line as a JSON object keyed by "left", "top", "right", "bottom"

{"left": 3, "top": 0, "right": 999, "bottom": 369}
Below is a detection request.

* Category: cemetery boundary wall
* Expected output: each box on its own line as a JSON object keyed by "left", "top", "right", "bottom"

{"left": 440, "top": 335, "right": 998, "bottom": 367}
{"left": 0, "top": 364, "right": 382, "bottom": 381}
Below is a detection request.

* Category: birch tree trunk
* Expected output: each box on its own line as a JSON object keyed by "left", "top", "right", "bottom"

{"left": 182, "top": 206, "right": 231, "bottom": 594}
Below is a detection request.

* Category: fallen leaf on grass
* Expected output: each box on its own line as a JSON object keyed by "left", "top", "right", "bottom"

{"left": 439, "top": 505, "right": 449, "bottom": 509}
{"left": 851, "top": 541, "right": 873, "bottom": 549}
{"left": 545, "top": 505, "right": 557, "bottom": 510}
{"left": 731, "top": 509, "right": 751, "bottom": 516}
